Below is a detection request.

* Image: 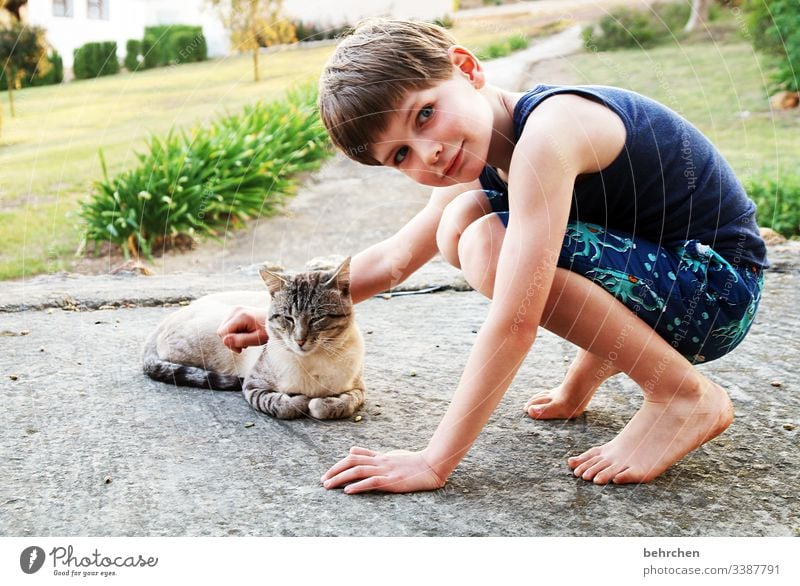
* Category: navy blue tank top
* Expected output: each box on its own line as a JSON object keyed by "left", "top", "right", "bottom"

{"left": 479, "top": 84, "right": 768, "bottom": 269}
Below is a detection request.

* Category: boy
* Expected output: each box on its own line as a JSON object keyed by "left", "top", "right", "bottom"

{"left": 218, "top": 19, "right": 767, "bottom": 492}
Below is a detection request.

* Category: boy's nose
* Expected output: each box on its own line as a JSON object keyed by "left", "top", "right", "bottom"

{"left": 423, "top": 142, "right": 443, "bottom": 166}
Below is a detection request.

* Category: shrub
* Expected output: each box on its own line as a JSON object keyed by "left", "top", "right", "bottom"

{"left": 80, "top": 85, "right": 331, "bottom": 258}
{"left": 292, "top": 20, "right": 351, "bottom": 42}
{"left": 170, "top": 30, "right": 208, "bottom": 63}
{"left": 582, "top": 2, "right": 701, "bottom": 52}
{"left": 140, "top": 37, "right": 160, "bottom": 69}
{"left": 73, "top": 41, "right": 120, "bottom": 79}
{"left": 143, "top": 25, "right": 207, "bottom": 66}
{"left": 746, "top": 172, "right": 800, "bottom": 238}
{"left": 744, "top": 0, "right": 799, "bottom": 92}
{"left": 124, "top": 39, "right": 141, "bottom": 71}
{"left": 474, "top": 34, "right": 529, "bottom": 61}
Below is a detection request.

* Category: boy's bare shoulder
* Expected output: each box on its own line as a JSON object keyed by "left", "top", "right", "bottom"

{"left": 518, "top": 94, "right": 626, "bottom": 175}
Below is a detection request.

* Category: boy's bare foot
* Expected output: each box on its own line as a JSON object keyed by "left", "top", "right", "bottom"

{"left": 525, "top": 349, "right": 618, "bottom": 419}
{"left": 568, "top": 376, "right": 733, "bottom": 484}
{"left": 525, "top": 382, "right": 598, "bottom": 419}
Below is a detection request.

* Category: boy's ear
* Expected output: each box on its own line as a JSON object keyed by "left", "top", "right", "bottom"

{"left": 447, "top": 45, "right": 485, "bottom": 89}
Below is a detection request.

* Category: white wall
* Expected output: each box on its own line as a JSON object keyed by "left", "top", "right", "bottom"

{"left": 283, "top": 0, "right": 455, "bottom": 26}
{"left": 24, "top": 0, "right": 229, "bottom": 68}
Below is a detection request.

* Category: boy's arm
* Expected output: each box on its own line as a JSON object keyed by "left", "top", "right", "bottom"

{"left": 322, "top": 96, "right": 623, "bottom": 493}
{"left": 218, "top": 180, "right": 480, "bottom": 351}
{"left": 349, "top": 179, "right": 481, "bottom": 303}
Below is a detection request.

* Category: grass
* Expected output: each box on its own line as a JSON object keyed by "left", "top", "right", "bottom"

{"left": 559, "top": 28, "right": 798, "bottom": 183}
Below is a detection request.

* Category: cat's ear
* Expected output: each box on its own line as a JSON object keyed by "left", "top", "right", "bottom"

{"left": 259, "top": 267, "right": 289, "bottom": 295}
{"left": 323, "top": 256, "right": 351, "bottom": 296}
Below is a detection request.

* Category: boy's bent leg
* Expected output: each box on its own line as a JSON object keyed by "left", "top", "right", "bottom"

{"left": 541, "top": 267, "right": 733, "bottom": 484}
{"left": 458, "top": 214, "right": 621, "bottom": 420}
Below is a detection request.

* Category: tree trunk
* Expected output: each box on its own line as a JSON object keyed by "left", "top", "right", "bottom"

{"left": 6, "top": 75, "right": 15, "bottom": 117}
{"left": 252, "top": 47, "right": 260, "bottom": 82}
{"left": 685, "top": 0, "right": 711, "bottom": 33}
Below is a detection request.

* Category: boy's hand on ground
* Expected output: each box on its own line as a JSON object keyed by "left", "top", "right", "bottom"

{"left": 216, "top": 307, "right": 268, "bottom": 353}
{"left": 321, "top": 447, "right": 446, "bottom": 494}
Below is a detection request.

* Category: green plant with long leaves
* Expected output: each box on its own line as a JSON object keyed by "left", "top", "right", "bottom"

{"left": 80, "top": 85, "right": 330, "bottom": 258}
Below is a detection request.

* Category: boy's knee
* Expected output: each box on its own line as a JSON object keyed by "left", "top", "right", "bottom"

{"left": 436, "top": 190, "right": 493, "bottom": 268}
{"left": 458, "top": 215, "right": 503, "bottom": 297}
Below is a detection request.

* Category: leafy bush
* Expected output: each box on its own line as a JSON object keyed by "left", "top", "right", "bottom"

{"left": 80, "top": 85, "right": 331, "bottom": 257}
{"left": 143, "top": 25, "right": 207, "bottom": 66}
{"left": 582, "top": 2, "right": 698, "bottom": 52}
{"left": 474, "top": 34, "right": 529, "bottom": 61}
{"left": 0, "top": 22, "right": 49, "bottom": 88}
{"left": 124, "top": 39, "right": 141, "bottom": 71}
{"left": 1, "top": 49, "right": 62, "bottom": 88}
{"left": 73, "top": 41, "right": 120, "bottom": 79}
{"left": 746, "top": 172, "right": 800, "bottom": 238}
{"left": 170, "top": 30, "right": 208, "bottom": 63}
{"left": 292, "top": 20, "right": 351, "bottom": 42}
{"left": 140, "top": 37, "right": 160, "bottom": 69}
{"left": 744, "top": 0, "right": 799, "bottom": 92}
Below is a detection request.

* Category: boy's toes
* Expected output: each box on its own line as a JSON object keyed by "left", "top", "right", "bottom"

{"left": 568, "top": 446, "right": 601, "bottom": 469}
{"left": 580, "top": 458, "right": 615, "bottom": 482}
{"left": 593, "top": 463, "right": 628, "bottom": 485}
{"left": 524, "top": 394, "right": 551, "bottom": 410}
{"left": 572, "top": 455, "right": 603, "bottom": 478}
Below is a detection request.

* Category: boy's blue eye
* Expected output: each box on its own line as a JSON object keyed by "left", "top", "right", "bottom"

{"left": 394, "top": 146, "right": 409, "bottom": 165}
{"left": 419, "top": 105, "right": 434, "bottom": 123}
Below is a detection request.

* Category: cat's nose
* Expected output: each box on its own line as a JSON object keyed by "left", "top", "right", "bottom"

{"left": 297, "top": 339, "right": 307, "bottom": 347}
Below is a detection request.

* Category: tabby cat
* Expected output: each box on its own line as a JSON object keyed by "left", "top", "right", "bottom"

{"left": 142, "top": 258, "right": 365, "bottom": 420}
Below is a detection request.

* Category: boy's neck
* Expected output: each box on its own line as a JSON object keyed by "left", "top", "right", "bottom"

{"left": 483, "top": 85, "right": 519, "bottom": 173}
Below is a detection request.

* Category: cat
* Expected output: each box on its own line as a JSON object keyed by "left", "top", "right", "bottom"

{"left": 142, "top": 257, "right": 365, "bottom": 420}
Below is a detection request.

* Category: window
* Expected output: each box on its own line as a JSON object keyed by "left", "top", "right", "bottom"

{"left": 87, "top": 0, "right": 109, "bottom": 20}
{"left": 52, "top": 0, "right": 74, "bottom": 17}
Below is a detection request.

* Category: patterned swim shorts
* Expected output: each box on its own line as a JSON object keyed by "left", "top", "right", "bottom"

{"left": 491, "top": 210, "right": 764, "bottom": 363}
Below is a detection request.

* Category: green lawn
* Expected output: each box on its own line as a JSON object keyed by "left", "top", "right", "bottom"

{"left": 560, "top": 34, "right": 798, "bottom": 182}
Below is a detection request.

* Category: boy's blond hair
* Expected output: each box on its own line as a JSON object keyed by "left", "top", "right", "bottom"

{"left": 318, "top": 18, "right": 457, "bottom": 166}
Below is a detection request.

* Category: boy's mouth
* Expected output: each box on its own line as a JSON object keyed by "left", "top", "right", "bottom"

{"left": 443, "top": 144, "right": 464, "bottom": 178}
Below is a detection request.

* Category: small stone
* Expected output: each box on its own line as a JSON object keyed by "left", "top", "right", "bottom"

{"left": 9, "top": 374, "right": 18, "bottom": 381}
{"left": 46, "top": 309, "right": 54, "bottom": 315}
{"left": 409, "top": 371, "right": 417, "bottom": 377}
{"left": 19, "top": 330, "right": 30, "bottom": 336}
{"left": 39, "top": 347, "right": 45, "bottom": 353}
{"left": 244, "top": 422, "right": 255, "bottom": 428}
{"left": 564, "top": 356, "right": 570, "bottom": 362}
{"left": 375, "top": 403, "right": 380, "bottom": 407}
{"left": 366, "top": 330, "right": 373, "bottom": 335}
{"left": 770, "top": 380, "right": 783, "bottom": 388}
{"left": 103, "top": 476, "right": 112, "bottom": 484}
{"left": 354, "top": 415, "right": 362, "bottom": 422}
{"left": 783, "top": 424, "right": 796, "bottom": 431}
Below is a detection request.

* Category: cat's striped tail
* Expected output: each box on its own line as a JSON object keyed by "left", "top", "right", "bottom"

{"left": 142, "top": 326, "right": 242, "bottom": 391}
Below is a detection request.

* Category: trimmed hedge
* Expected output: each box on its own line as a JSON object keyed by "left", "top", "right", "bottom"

{"left": 73, "top": 41, "right": 120, "bottom": 79}
{"left": 80, "top": 85, "right": 331, "bottom": 257}
{"left": 142, "top": 25, "right": 207, "bottom": 68}
{"left": 124, "top": 39, "right": 141, "bottom": 71}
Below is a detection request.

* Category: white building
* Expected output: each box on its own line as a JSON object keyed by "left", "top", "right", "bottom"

{"left": 19, "top": 0, "right": 455, "bottom": 69}
{"left": 21, "top": 0, "right": 228, "bottom": 68}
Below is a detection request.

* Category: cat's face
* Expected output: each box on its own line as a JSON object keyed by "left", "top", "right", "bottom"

{"left": 260, "top": 259, "right": 353, "bottom": 356}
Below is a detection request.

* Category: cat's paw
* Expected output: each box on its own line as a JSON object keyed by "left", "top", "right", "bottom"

{"left": 309, "top": 396, "right": 358, "bottom": 420}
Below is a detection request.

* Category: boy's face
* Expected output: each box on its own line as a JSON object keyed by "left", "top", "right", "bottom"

{"left": 370, "top": 60, "right": 494, "bottom": 187}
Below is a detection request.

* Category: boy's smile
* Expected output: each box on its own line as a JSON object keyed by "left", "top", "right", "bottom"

{"left": 371, "top": 49, "right": 511, "bottom": 187}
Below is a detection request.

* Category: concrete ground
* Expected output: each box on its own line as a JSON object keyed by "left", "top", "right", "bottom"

{"left": 2, "top": 12, "right": 799, "bottom": 537}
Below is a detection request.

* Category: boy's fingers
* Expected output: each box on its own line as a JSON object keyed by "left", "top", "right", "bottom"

{"left": 349, "top": 446, "right": 377, "bottom": 456}
{"left": 343, "top": 476, "right": 390, "bottom": 494}
{"left": 322, "top": 465, "right": 380, "bottom": 489}
{"left": 321, "top": 455, "right": 375, "bottom": 482}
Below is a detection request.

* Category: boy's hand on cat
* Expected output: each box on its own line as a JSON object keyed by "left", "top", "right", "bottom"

{"left": 217, "top": 307, "right": 268, "bottom": 353}
{"left": 321, "top": 447, "right": 445, "bottom": 494}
